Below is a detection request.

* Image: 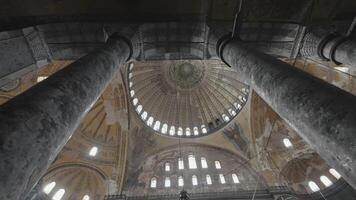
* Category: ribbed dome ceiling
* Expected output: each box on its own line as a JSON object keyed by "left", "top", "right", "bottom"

{"left": 127, "top": 60, "right": 249, "bottom": 138}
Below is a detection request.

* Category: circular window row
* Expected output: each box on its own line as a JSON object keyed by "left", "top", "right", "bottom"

{"left": 127, "top": 61, "right": 249, "bottom": 138}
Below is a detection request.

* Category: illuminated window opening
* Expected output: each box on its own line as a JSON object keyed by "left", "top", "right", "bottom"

{"left": 130, "top": 90, "right": 135, "bottom": 97}
{"left": 219, "top": 174, "right": 226, "bottom": 184}
{"left": 188, "top": 155, "right": 197, "bottom": 169}
{"left": 201, "top": 125, "right": 207, "bottom": 134}
{"left": 129, "top": 81, "right": 133, "bottom": 88}
{"left": 308, "top": 181, "right": 320, "bottom": 192}
{"left": 165, "top": 163, "right": 170, "bottom": 172}
{"left": 52, "top": 189, "right": 65, "bottom": 200}
{"left": 169, "top": 126, "right": 175, "bottom": 135}
{"left": 178, "top": 176, "right": 184, "bottom": 187}
{"left": 201, "top": 157, "right": 208, "bottom": 169}
{"left": 234, "top": 102, "right": 242, "bottom": 109}
{"left": 150, "top": 177, "right": 157, "bottom": 188}
{"left": 178, "top": 127, "right": 183, "bottom": 136}
{"left": 136, "top": 105, "right": 143, "bottom": 113}
{"left": 37, "top": 76, "right": 48, "bottom": 82}
{"left": 129, "top": 62, "right": 134, "bottom": 71}
{"left": 232, "top": 174, "right": 240, "bottom": 183}
{"left": 133, "top": 98, "right": 138, "bottom": 106}
{"left": 165, "top": 177, "right": 171, "bottom": 187}
{"left": 215, "top": 161, "right": 221, "bottom": 169}
{"left": 82, "top": 195, "right": 90, "bottom": 200}
{"left": 222, "top": 114, "right": 230, "bottom": 122}
{"left": 128, "top": 73, "right": 133, "bottom": 79}
{"left": 193, "top": 127, "right": 199, "bottom": 135}
{"left": 329, "top": 168, "right": 341, "bottom": 179}
{"left": 206, "top": 175, "right": 212, "bottom": 185}
{"left": 228, "top": 108, "right": 237, "bottom": 116}
{"left": 320, "top": 176, "right": 332, "bottom": 187}
{"left": 141, "top": 111, "right": 148, "bottom": 120}
{"left": 192, "top": 175, "right": 198, "bottom": 186}
{"left": 283, "top": 138, "right": 293, "bottom": 148}
{"left": 89, "top": 147, "right": 98, "bottom": 157}
{"left": 153, "top": 121, "right": 161, "bottom": 131}
{"left": 147, "top": 117, "right": 154, "bottom": 126}
{"left": 43, "top": 182, "right": 56, "bottom": 194}
{"left": 185, "top": 128, "right": 191, "bottom": 136}
{"left": 162, "top": 124, "right": 168, "bottom": 134}
{"left": 178, "top": 158, "right": 184, "bottom": 170}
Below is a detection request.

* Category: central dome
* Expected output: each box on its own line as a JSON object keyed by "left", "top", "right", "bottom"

{"left": 169, "top": 61, "right": 204, "bottom": 89}
{"left": 127, "top": 60, "right": 249, "bottom": 138}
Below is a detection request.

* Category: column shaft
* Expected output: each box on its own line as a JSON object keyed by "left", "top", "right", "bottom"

{"left": 219, "top": 38, "right": 356, "bottom": 189}
{"left": 0, "top": 36, "right": 131, "bottom": 200}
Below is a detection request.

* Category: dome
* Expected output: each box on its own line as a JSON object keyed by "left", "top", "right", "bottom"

{"left": 127, "top": 59, "right": 249, "bottom": 138}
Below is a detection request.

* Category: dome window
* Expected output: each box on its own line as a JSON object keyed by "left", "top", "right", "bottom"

{"left": 132, "top": 98, "right": 138, "bottom": 106}
{"left": 201, "top": 125, "right": 207, "bottom": 134}
{"left": 169, "top": 126, "right": 175, "bottom": 135}
{"left": 193, "top": 127, "right": 199, "bottom": 135}
{"left": 136, "top": 105, "right": 143, "bottom": 114}
{"left": 178, "top": 127, "right": 183, "bottom": 136}
{"left": 308, "top": 181, "right": 320, "bottom": 192}
{"left": 185, "top": 128, "right": 191, "bottom": 136}
{"left": 153, "top": 121, "right": 161, "bottom": 131}
{"left": 128, "top": 72, "right": 133, "bottom": 79}
{"left": 43, "top": 182, "right": 56, "bottom": 194}
{"left": 141, "top": 111, "right": 148, "bottom": 120}
{"left": 130, "top": 90, "right": 135, "bottom": 97}
{"left": 89, "top": 147, "right": 98, "bottom": 157}
{"left": 161, "top": 124, "right": 168, "bottom": 134}
{"left": 52, "top": 189, "right": 65, "bottom": 200}
{"left": 283, "top": 138, "right": 293, "bottom": 148}
{"left": 232, "top": 174, "right": 240, "bottom": 183}
{"left": 329, "top": 168, "right": 341, "bottom": 179}
{"left": 320, "top": 176, "right": 332, "bottom": 187}
{"left": 129, "top": 81, "right": 133, "bottom": 88}
{"left": 82, "top": 195, "right": 90, "bottom": 200}
{"left": 150, "top": 177, "right": 157, "bottom": 188}
{"left": 129, "top": 62, "right": 134, "bottom": 71}
{"left": 228, "top": 108, "right": 237, "bottom": 116}
{"left": 222, "top": 114, "right": 230, "bottom": 122}
{"left": 147, "top": 117, "right": 154, "bottom": 126}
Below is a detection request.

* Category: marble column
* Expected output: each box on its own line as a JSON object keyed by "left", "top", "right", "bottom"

{"left": 301, "top": 29, "right": 356, "bottom": 67}
{"left": 0, "top": 34, "right": 132, "bottom": 200}
{"left": 218, "top": 37, "right": 356, "bottom": 189}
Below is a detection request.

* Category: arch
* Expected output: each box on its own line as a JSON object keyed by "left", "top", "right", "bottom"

{"left": 150, "top": 177, "right": 157, "bottom": 188}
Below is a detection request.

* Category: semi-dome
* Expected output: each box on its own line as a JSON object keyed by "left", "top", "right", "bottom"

{"left": 127, "top": 59, "right": 249, "bottom": 138}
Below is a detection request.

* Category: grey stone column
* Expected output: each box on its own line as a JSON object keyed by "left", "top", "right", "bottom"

{"left": 300, "top": 29, "right": 356, "bottom": 67}
{"left": 0, "top": 35, "right": 132, "bottom": 200}
{"left": 218, "top": 37, "right": 356, "bottom": 189}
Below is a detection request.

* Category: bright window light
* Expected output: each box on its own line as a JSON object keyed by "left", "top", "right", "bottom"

{"left": 129, "top": 62, "right": 134, "bottom": 71}
{"left": 178, "top": 158, "right": 184, "bottom": 170}
{"left": 52, "top": 189, "right": 65, "bottom": 200}
{"left": 222, "top": 114, "right": 230, "bottom": 122}
{"left": 192, "top": 175, "right": 198, "bottom": 186}
{"left": 169, "top": 126, "right": 175, "bottom": 135}
{"left": 150, "top": 177, "right": 157, "bottom": 188}
{"left": 130, "top": 90, "right": 135, "bottom": 97}
{"left": 153, "top": 121, "right": 161, "bottom": 131}
{"left": 165, "top": 177, "right": 171, "bottom": 187}
{"left": 283, "top": 138, "right": 293, "bottom": 148}
{"left": 82, "top": 195, "right": 90, "bottom": 200}
{"left": 37, "top": 76, "right": 48, "bottom": 82}
{"left": 320, "top": 176, "right": 332, "bottom": 187}
{"left": 128, "top": 72, "right": 133, "bottom": 79}
{"left": 136, "top": 105, "right": 143, "bottom": 113}
{"left": 165, "top": 163, "right": 170, "bottom": 172}
{"left": 228, "top": 108, "right": 237, "bottom": 116}
{"left": 329, "top": 168, "right": 341, "bottom": 179}
{"left": 215, "top": 161, "right": 221, "bottom": 169}
{"left": 147, "top": 117, "right": 154, "bottom": 126}
{"left": 133, "top": 98, "right": 138, "bottom": 106}
{"left": 201, "top": 157, "right": 208, "bottom": 169}
{"left": 89, "top": 147, "right": 98, "bottom": 157}
{"left": 161, "top": 124, "right": 168, "bottom": 134}
{"left": 185, "top": 128, "right": 191, "bottom": 136}
{"left": 193, "top": 127, "right": 199, "bottom": 135}
{"left": 188, "top": 155, "right": 197, "bottom": 169}
{"left": 141, "top": 111, "right": 148, "bottom": 120}
{"left": 219, "top": 174, "right": 226, "bottom": 184}
{"left": 206, "top": 175, "right": 212, "bottom": 185}
{"left": 43, "top": 182, "right": 56, "bottom": 194}
{"left": 232, "top": 174, "right": 240, "bottom": 183}
{"left": 201, "top": 125, "right": 207, "bottom": 134}
{"left": 178, "top": 127, "right": 183, "bottom": 136}
{"left": 178, "top": 176, "right": 184, "bottom": 187}
{"left": 308, "top": 181, "right": 320, "bottom": 192}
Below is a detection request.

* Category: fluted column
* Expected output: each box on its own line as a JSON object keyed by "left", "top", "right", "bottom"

{"left": 0, "top": 34, "right": 132, "bottom": 200}
{"left": 301, "top": 29, "right": 356, "bottom": 67}
{"left": 218, "top": 36, "right": 356, "bottom": 189}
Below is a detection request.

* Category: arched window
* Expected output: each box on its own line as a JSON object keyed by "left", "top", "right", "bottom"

{"left": 178, "top": 158, "right": 184, "bottom": 170}
{"left": 52, "top": 189, "right": 65, "bottom": 200}
{"left": 178, "top": 127, "right": 183, "bottom": 136}
{"left": 206, "top": 175, "right": 212, "bottom": 185}
{"left": 232, "top": 174, "right": 240, "bottom": 183}
{"left": 141, "top": 111, "right": 148, "bottom": 120}
{"left": 320, "top": 176, "right": 332, "bottom": 187}
{"left": 43, "top": 181, "right": 56, "bottom": 194}
{"left": 238, "top": 95, "right": 246, "bottom": 102}
{"left": 165, "top": 163, "right": 170, "bottom": 172}
{"left": 185, "top": 128, "right": 191, "bottom": 136}
{"left": 201, "top": 157, "right": 208, "bottom": 169}
{"left": 228, "top": 108, "right": 237, "bottom": 116}
{"left": 129, "top": 62, "right": 134, "bottom": 71}
{"left": 128, "top": 72, "right": 133, "bottom": 79}
{"left": 133, "top": 98, "right": 138, "bottom": 106}
{"left": 283, "top": 138, "right": 293, "bottom": 148}
{"left": 136, "top": 105, "right": 143, "bottom": 113}
{"left": 165, "top": 177, "right": 171, "bottom": 187}
{"left": 129, "top": 81, "right": 133, "bottom": 88}
{"left": 37, "top": 76, "right": 48, "bottom": 82}
{"left": 329, "top": 168, "right": 341, "bottom": 179}
{"left": 192, "top": 175, "right": 198, "bottom": 186}
{"left": 222, "top": 114, "right": 230, "bottom": 122}
{"left": 219, "top": 174, "right": 226, "bottom": 184}
{"left": 130, "top": 90, "right": 135, "bottom": 97}
{"left": 234, "top": 102, "right": 242, "bottom": 109}
{"left": 82, "top": 195, "right": 90, "bottom": 200}
{"left": 188, "top": 155, "right": 197, "bottom": 169}
{"left": 308, "top": 181, "right": 320, "bottom": 192}
{"left": 215, "top": 161, "right": 222, "bottom": 169}
{"left": 178, "top": 176, "right": 184, "bottom": 187}
{"left": 192, "top": 127, "right": 199, "bottom": 136}
{"left": 89, "top": 147, "right": 98, "bottom": 157}
{"left": 147, "top": 117, "right": 154, "bottom": 126}
{"left": 150, "top": 177, "right": 157, "bottom": 188}
{"left": 153, "top": 121, "right": 161, "bottom": 131}
{"left": 162, "top": 124, "right": 168, "bottom": 134}
{"left": 169, "top": 126, "right": 175, "bottom": 135}
{"left": 201, "top": 125, "right": 207, "bottom": 134}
